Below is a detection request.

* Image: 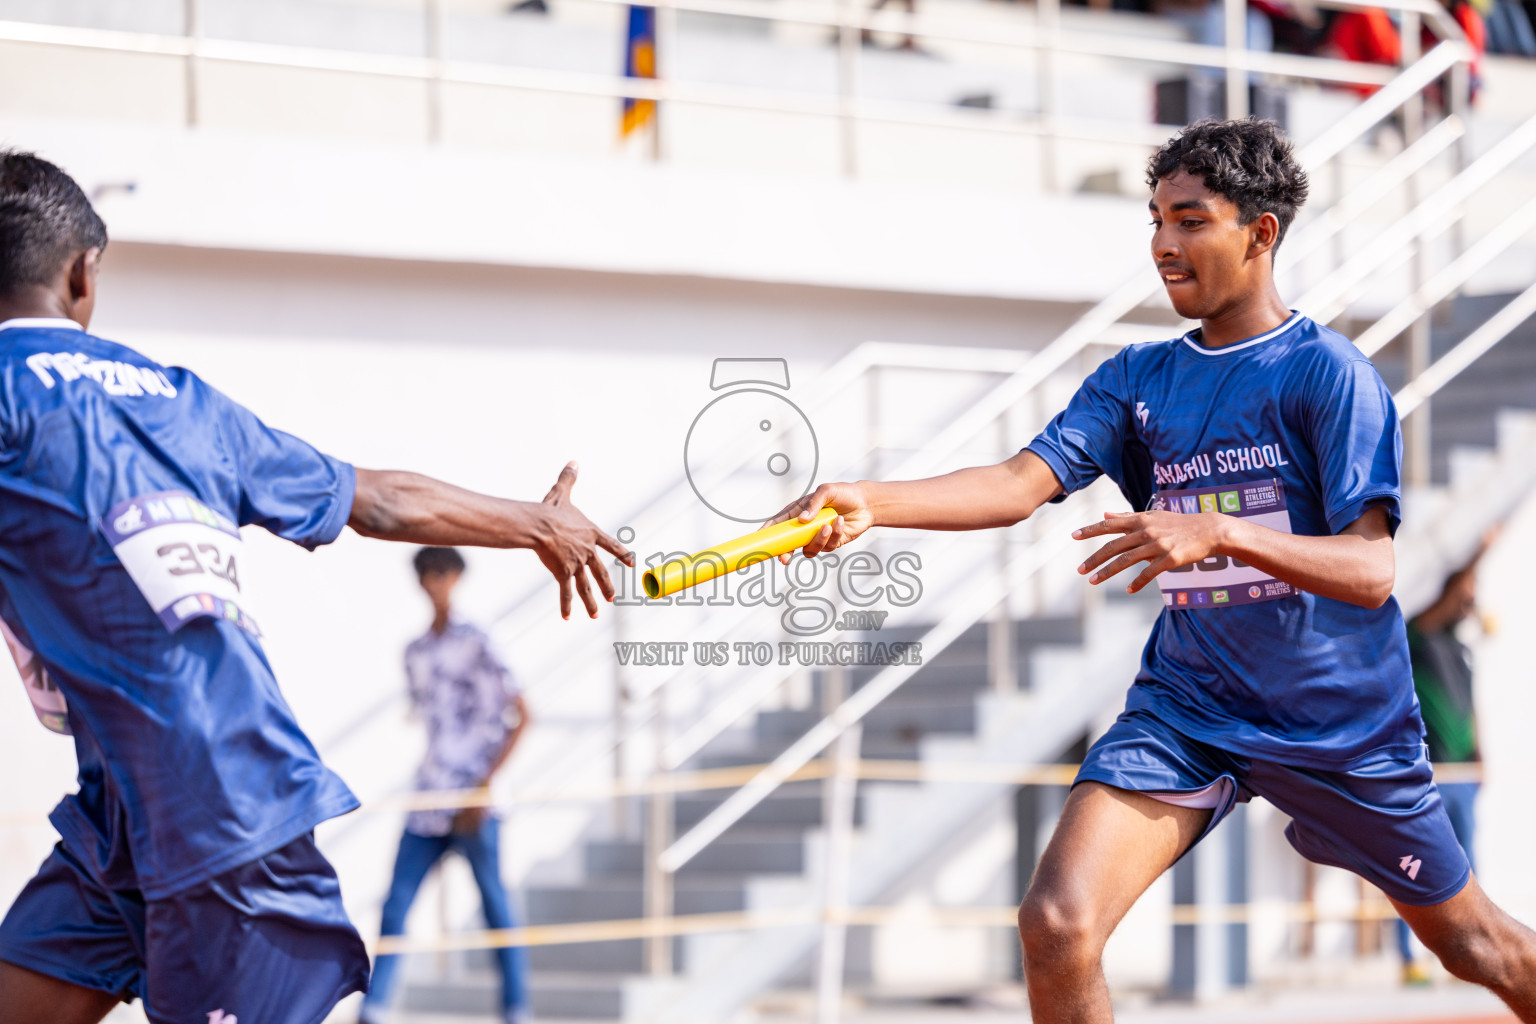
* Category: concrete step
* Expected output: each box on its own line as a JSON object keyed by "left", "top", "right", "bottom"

{"left": 527, "top": 877, "right": 747, "bottom": 923}
{"left": 845, "top": 660, "right": 990, "bottom": 697}
{"left": 690, "top": 736, "right": 928, "bottom": 770}
{"left": 583, "top": 833, "right": 805, "bottom": 877}
{"left": 674, "top": 790, "right": 863, "bottom": 829}
{"left": 527, "top": 937, "right": 671, "bottom": 975}
{"left": 402, "top": 969, "right": 630, "bottom": 1019}
{"left": 755, "top": 700, "right": 977, "bottom": 742}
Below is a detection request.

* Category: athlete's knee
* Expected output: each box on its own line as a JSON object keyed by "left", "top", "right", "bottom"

{"left": 1017, "top": 887, "right": 1102, "bottom": 975}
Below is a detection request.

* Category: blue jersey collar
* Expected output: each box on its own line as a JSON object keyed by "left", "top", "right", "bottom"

{"left": 1181, "top": 311, "right": 1303, "bottom": 356}
{"left": 0, "top": 317, "right": 86, "bottom": 333}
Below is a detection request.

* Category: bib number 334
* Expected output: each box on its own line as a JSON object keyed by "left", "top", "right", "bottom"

{"left": 100, "top": 490, "right": 261, "bottom": 636}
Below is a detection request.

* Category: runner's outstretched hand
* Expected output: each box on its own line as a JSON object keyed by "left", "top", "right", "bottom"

{"left": 762, "top": 481, "right": 877, "bottom": 562}
{"left": 534, "top": 462, "right": 633, "bottom": 619}
{"left": 349, "top": 461, "right": 634, "bottom": 620}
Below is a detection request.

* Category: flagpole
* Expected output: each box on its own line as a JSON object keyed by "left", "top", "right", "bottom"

{"left": 654, "top": 0, "right": 672, "bottom": 162}
{"left": 836, "top": 0, "right": 858, "bottom": 177}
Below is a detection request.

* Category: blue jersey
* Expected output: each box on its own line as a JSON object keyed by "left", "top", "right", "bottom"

{"left": 1027, "top": 312, "right": 1422, "bottom": 770}
{"left": 0, "top": 318, "right": 358, "bottom": 899}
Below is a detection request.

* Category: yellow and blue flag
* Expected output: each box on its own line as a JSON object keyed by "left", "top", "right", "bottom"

{"left": 621, "top": 5, "right": 657, "bottom": 138}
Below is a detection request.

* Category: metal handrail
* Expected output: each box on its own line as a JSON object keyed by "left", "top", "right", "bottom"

{"left": 1356, "top": 193, "right": 1536, "bottom": 357}
{"left": 1395, "top": 283, "right": 1536, "bottom": 416}
{"left": 1298, "top": 113, "right": 1536, "bottom": 324}
{"left": 1275, "top": 115, "right": 1466, "bottom": 282}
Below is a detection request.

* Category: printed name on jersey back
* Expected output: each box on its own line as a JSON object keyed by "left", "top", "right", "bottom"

{"left": 25, "top": 350, "right": 178, "bottom": 398}
{"left": 1153, "top": 442, "right": 1291, "bottom": 487}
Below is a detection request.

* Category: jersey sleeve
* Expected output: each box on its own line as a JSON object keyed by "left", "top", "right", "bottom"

{"left": 203, "top": 379, "right": 356, "bottom": 550}
{"left": 1024, "top": 351, "right": 1136, "bottom": 498}
{"left": 1303, "top": 355, "right": 1403, "bottom": 535}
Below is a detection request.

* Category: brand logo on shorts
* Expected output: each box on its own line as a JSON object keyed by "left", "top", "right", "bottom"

{"left": 1399, "top": 855, "right": 1422, "bottom": 881}
{"left": 206, "top": 1011, "right": 237, "bottom": 1024}
{"left": 1136, "top": 402, "right": 1150, "bottom": 427}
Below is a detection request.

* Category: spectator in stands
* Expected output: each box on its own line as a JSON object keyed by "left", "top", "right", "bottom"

{"left": 359, "top": 547, "right": 533, "bottom": 1024}
{"left": 1396, "top": 534, "right": 1495, "bottom": 986}
{"left": 1308, "top": 1, "right": 1489, "bottom": 108}
{"left": 1157, "top": 0, "right": 1275, "bottom": 77}
{"left": 1475, "top": 0, "right": 1536, "bottom": 55}
{"left": 862, "top": 0, "right": 921, "bottom": 51}
{"left": 1254, "top": 0, "right": 1335, "bottom": 56}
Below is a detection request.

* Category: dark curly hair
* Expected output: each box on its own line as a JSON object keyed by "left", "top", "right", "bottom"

{"left": 0, "top": 150, "right": 107, "bottom": 296}
{"left": 1147, "top": 118, "right": 1309, "bottom": 254}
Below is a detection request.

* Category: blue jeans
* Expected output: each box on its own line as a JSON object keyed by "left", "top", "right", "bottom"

{"left": 361, "top": 817, "right": 530, "bottom": 1019}
{"left": 1398, "top": 781, "right": 1478, "bottom": 962}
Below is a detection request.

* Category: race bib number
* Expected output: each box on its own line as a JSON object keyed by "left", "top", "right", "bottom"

{"left": 100, "top": 490, "right": 261, "bottom": 637}
{"left": 1151, "top": 479, "right": 1295, "bottom": 608}
{"left": 0, "top": 617, "right": 70, "bottom": 735}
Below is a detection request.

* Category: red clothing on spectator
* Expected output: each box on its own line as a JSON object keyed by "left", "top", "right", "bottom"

{"left": 1329, "top": 8, "right": 1401, "bottom": 96}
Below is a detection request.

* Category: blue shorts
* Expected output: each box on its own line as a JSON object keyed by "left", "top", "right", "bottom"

{"left": 1078, "top": 709, "right": 1471, "bottom": 907}
{"left": 0, "top": 834, "right": 370, "bottom": 1024}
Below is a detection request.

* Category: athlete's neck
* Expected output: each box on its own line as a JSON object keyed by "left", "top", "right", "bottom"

{"left": 0, "top": 285, "right": 88, "bottom": 329}
{"left": 431, "top": 607, "right": 452, "bottom": 635}
{"left": 1196, "top": 285, "right": 1291, "bottom": 349}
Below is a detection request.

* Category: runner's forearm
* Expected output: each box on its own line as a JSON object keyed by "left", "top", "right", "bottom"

{"left": 1219, "top": 508, "right": 1395, "bottom": 608}
{"left": 348, "top": 469, "right": 552, "bottom": 549}
{"left": 866, "top": 451, "right": 1063, "bottom": 532}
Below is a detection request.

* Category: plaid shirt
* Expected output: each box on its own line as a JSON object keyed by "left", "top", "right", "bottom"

{"left": 403, "top": 619, "right": 519, "bottom": 836}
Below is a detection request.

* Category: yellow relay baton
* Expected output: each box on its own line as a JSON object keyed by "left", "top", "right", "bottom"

{"left": 642, "top": 507, "right": 838, "bottom": 600}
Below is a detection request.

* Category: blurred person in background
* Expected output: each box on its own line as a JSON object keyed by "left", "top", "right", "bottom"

{"left": 1156, "top": 0, "right": 1275, "bottom": 75}
{"left": 860, "top": 0, "right": 921, "bottom": 52}
{"left": 359, "top": 546, "right": 532, "bottom": 1024}
{"left": 1398, "top": 533, "right": 1495, "bottom": 985}
{"left": 1475, "top": 0, "right": 1536, "bottom": 55}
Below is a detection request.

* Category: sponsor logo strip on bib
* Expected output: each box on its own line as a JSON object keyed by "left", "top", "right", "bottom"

{"left": 1151, "top": 478, "right": 1295, "bottom": 609}
{"left": 100, "top": 490, "right": 261, "bottom": 637}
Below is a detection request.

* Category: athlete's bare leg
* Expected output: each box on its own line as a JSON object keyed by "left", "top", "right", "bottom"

{"left": 1018, "top": 782, "right": 1211, "bottom": 1023}
{"left": 1395, "top": 874, "right": 1536, "bottom": 1022}
{"left": 0, "top": 961, "right": 119, "bottom": 1024}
